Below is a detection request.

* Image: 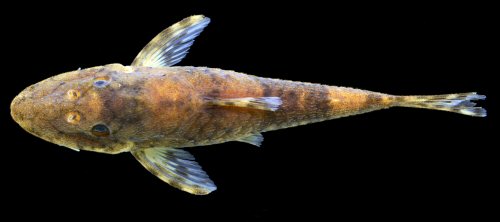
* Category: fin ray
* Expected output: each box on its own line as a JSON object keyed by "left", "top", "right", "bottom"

{"left": 132, "top": 15, "right": 210, "bottom": 67}
{"left": 206, "top": 97, "right": 282, "bottom": 111}
{"left": 396, "top": 92, "right": 487, "bottom": 117}
{"left": 235, "top": 133, "right": 264, "bottom": 147}
{"left": 132, "top": 147, "right": 216, "bottom": 195}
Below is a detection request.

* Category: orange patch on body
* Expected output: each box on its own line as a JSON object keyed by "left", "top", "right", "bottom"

{"left": 327, "top": 88, "right": 369, "bottom": 112}
{"left": 144, "top": 78, "right": 184, "bottom": 111}
{"left": 141, "top": 76, "right": 201, "bottom": 135}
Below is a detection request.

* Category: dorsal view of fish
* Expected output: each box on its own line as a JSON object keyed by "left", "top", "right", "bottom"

{"left": 10, "top": 15, "right": 487, "bottom": 195}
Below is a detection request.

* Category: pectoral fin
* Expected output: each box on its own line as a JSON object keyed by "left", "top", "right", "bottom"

{"left": 235, "top": 133, "right": 264, "bottom": 147}
{"left": 206, "top": 97, "right": 282, "bottom": 111}
{"left": 131, "top": 15, "right": 211, "bottom": 67}
{"left": 131, "top": 147, "right": 216, "bottom": 195}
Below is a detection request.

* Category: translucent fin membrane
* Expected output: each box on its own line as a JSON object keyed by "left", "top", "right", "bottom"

{"left": 396, "top": 92, "right": 486, "bottom": 117}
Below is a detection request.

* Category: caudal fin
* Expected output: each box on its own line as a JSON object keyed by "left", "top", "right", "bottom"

{"left": 395, "top": 92, "right": 487, "bottom": 117}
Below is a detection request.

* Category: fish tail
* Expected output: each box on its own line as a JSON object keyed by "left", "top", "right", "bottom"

{"left": 394, "top": 92, "right": 487, "bottom": 117}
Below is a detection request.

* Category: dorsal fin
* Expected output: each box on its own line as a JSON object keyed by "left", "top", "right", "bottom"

{"left": 206, "top": 97, "right": 283, "bottom": 111}
{"left": 131, "top": 15, "right": 210, "bottom": 67}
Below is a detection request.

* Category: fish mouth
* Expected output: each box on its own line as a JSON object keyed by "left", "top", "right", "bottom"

{"left": 11, "top": 91, "right": 69, "bottom": 149}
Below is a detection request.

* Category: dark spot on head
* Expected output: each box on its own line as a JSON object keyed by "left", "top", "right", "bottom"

{"left": 91, "top": 124, "right": 110, "bottom": 137}
{"left": 94, "top": 80, "right": 108, "bottom": 87}
{"left": 93, "top": 76, "right": 111, "bottom": 88}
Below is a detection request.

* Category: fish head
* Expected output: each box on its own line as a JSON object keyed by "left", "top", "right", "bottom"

{"left": 11, "top": 64, "right": 138, "bottom": 154}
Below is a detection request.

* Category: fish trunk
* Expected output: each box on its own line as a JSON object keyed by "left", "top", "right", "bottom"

{"left": 173, "top": 67, "right": 394, "bottom": 143}
{"left": 157, "top": 67, "right": 485, "bottom": 147}
{"left": 243, "top": 78, "right": 393, "bottom": 132}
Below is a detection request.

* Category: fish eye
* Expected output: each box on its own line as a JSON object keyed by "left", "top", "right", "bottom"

{"left": 67, "top": 89, "right": 80, "bottom": 100}
{"left": 66, "top": 111, "right": 81, "bottom": 124}
{"left": 91, "top": 124, "right": 110, "bottom": 137}
{"left": 93, "top": 76, "right": 111, "bottom": 88}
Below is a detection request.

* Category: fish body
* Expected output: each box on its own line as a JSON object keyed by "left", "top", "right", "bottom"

{"left": 10, "top": 15, "right": 486, "bottom": 195}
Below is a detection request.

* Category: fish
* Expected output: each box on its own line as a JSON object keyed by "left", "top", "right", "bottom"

{"left": 10, "top": 15, "right": 487, "bottom": 195}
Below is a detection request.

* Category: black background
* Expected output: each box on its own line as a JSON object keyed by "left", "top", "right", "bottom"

{"left": 2, "top": 1, "right": 496, "bottom": 220}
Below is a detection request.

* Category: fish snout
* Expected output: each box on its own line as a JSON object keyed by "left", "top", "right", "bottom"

{"left": 10, "top": 86, "right": 51, "bottom": 133}
{"left": 11, "top": 91, "right": 32, "bottom": 126}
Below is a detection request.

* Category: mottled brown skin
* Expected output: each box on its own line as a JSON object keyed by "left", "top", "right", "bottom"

{"left": 151, "top": 66, "right": 394, "bottom": 148}
{"left": 11, "top": 63, "right": 394, "bottom": 154}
